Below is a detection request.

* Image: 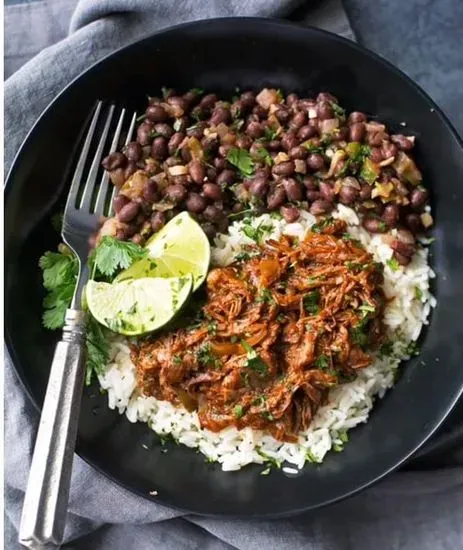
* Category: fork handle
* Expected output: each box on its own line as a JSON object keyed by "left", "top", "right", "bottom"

{"left": 19, "top": 309, "right": 87, "bottom": 549}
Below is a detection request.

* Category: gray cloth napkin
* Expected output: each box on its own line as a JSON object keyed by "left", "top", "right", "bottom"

{"left": 4, "top": 1, "right": 463, "bottom": 549}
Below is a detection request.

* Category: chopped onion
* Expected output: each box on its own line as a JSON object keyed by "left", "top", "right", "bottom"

{"left": 308, "top": 107, "right": 317, "bottom": 119}
{"left": 371, "top": 181, "right": 394, "bottom": 199}
{"left": 341, "top": 176, "right": 361, "bottom": 190}
{"left": 294, "top": 159, "right": 307, "bottom": 174}
{"left": 120, "top": 170, "right": 148, "bottom": 199}
{"left": 365, "top": 121, "right": 386, "bottom": 133}
{"left": 187, "top": 137, "right": 204, "bottom": 161}
{"left": 168, "top": 165, "right": 189, "bottom": 176}
{"left": 256, "top": 88, "right": 280, "bottom": 109}
{"left": 152, "top": 200, "right": 175, "bottom": 212}
{"left": 319, "top": 118, "right": 339, "bottom": 135}
{"left": 379, "top": 156, "right": 395, "bottom": 167}
{"left": 162, "top": 101, "right": 184, "bottom": 118}
{"left": 274, "top": 152, "right": 290, "bottom": 165}
{"left": 325, "top": 149, "right": 345, "bottom": 178}
{"left": 420, "top": 212, "right": 433, "bottom": 228}
{"left": 214, "top": 123, "right": 230, "bottom": 139}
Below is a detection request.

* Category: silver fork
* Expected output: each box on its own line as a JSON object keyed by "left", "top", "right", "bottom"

{"left": 19, "top": 102, "right": 137, "bottom": 549}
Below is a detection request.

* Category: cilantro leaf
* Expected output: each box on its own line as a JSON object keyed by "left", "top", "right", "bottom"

{"left": 241, "top": 219, "right": 273, "bottom": 243}
{"left": 386, "top": 258, "right": 400, "bottom": 271}
{"left": 330, "top": 102, "right": 346, "bottom": 120}
{"left": 314, "top": 354, "right": 329, "bottom": 370}
{"left": 89, "top": 236, "right": 147, "bottom": 279}
{"left": 226, "top": 147, "right": 255, "bottom": 177}
{"left": 255, "top": 146, "right": 273, "bottom": 167}
{"left": 85, "top": 316, "right": 110, "bottom": 385}
{"left": 241, "top": 340, "right": 269, "bottom": 375}
{"left": 39, "top": 251, "right": 79, "bottom": 329}
{"left": 234, "top": 404, "right": 245, "bottom": 419}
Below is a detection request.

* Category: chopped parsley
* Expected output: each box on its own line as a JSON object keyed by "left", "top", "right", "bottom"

{"left": 303, "top": 289, "right": 321, "bottom": 315}
{"left": 358, "top": 302, "right": 375, "bottom": 316}
{"left": 261, "top": 411, "right": 274, "bottom": 421}
{"left": 386, "top": 258, "right": 400, "bottom": 271}
{"left": 256, "top": 288, "right": 274, "bottom": 305}
{"left": 235, "top": 251, "right": 251, "bottom": 262}
{"left": 173, "top": 355, "right": 182, "bottom": 365}
{"left": 379, "top": 341, "right": 394, "bottom": 357}
{"left": 415, "top": 287, "right": 423, "bottom": 300}
{"left": 311, "top": 217, "right": 334, "bottom": 234}
{"left": 330, "top": 102, "right": 346, "bottom": 120}
{"left": 189, "top": 87, "right": 204, "bottom": 95}
{"left": 226, "top": 147, "right": 255, "bottom": 177}
{"left": 405, "top": 340, "right": 420, "bottom": 356}
{"left": 252, "top": 395, "right": 267, "bottom": 407}
{"left": 196, "top": 344, "right": 221, "bottom": 369}
{"left": 241, "top": 219, "right": 273, "bottom": 244}
{"left": 263, "top": 126, "right": 279, "bottom": 141}
{"left": 207, "top": 321, "right": 217, "bottom": 336}
{"left": 302, "top": 141, "right": 324, "bottom": 154}
{"left": 241, "top": 340, "right": 269, "bottom": 375}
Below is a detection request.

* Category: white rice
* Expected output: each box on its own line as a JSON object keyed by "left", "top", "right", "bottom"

{"left": 98, "top": 205, "right": 435, "bottom": 472}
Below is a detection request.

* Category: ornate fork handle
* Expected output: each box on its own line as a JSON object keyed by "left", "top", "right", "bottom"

{"left": 19, "top": 310, "right": 86, "bottom": 549}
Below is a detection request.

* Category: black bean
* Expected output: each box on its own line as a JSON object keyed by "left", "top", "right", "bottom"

{"left": 145, "top": 104, "right": 168, "bottom": 122}
{"left": 102, "top": 152, "right": 126, "bottom": 171}
{"left": 410, "top": 188, "right": 429, "bottom": 210}
{"left": 203, "top": 183, "right": 222, "bottom": 200}
{"left": 117, "top": 201, "right": 140, "bottom": 223}
{"left": 151, "top": 211, "right": 166, "bottom": 232}
{"left": 306, "top": 190, "right": 321, "bottom": 202}
{"left": 282, "top": 178, "right": 303, "bottom": 201}
{"left": 210, "top": 107, "right": 231, "bottom": 126}
{"left": 216, "top": 215, "right": 229, "bottom": 234}
{"left": 183, "top": 91, "right": 201, "bottom": 105}
{"left": 397, "top": 228, "right": 416, "bottom": 245}
{"left": 186, "top": 160, "right": 204, "bottom": 185}
{"left": 289, "top": 111, "right": 307, "bottom": 131}
{"left": 367, "top": 132, "right": 383, "bottom": 147}
{"left": 280, "top": 205, "right": 300, "bottom": 223}
{"left": 405, "top": 213, "right": 422, "bottom": 234}
{"left": 255, "top": 166, "right": 271, "bottom": 178}
{"left": 218, "top": 144, "right": 233, "bottom": 158}
{"left": 214, "top": 158, "right": 227, "bottom": 171}
{"left": 246, "top": 121, "right": 264, "bottom": 139}
{"left": 272, "top": 161, "right": 295, "bottom": 177}
{"left": 167, "top": 96, "right": 189, "bottom": 114}
{"left": 348, "top": 112, "right": 367, "bottom": 124}
{"left": 180, "top": 147, "right": 192, "bottom": 163}
{"left": 359, "top": 184, "right": 372, "bottom": 200}
{"left": 109, "top": 168, "right": 126, "bottom": 187}
{"left": 316, "top": 101, "right": 333, "bottom": 120}
{"left": 165, "top": 184, "right": 187, "bottom": 202}
{"left": 131, "top": 234, "right": 144, "bottom": 246}
{"left": 393, "top": 251, "right": 411, "bottom": 266}
{"left": 124, "top": 162, "right": 137, "bottom": 180}
{"left": 142, "top": 180, "right": 158, "bottom": 203}
{"left": 267, "top": 139, "right": 281, "bottom": 151}
{"left": 339, "top": 184, "right": 359, "bottom": 205}
{"left": 319, "top": 181, "right": 335, "bottom": 202}
{"left": 113, "top": 194, "right": 129, "bottom": 213}
{"left": 382, "top": 204, "right": 400, "bottom": 227}
{"left": 297, "top": 125, "right": 317, "bottom": 141}
{"left": 201, "top": 222, "right": 217, "bottom": 240}
{"left": 391, "top": 134, "right": 414, "bottom": 151}
{"left": 165, "top": 156, "right": 182, "bottom": 167}
{"left": 391, "top": 239, "right": 415, "bottom": 258}
{"left": 125, "top": 142, "right": 142, "bottom": 162}
{"left": 302, "top": 175, "right": 317, "bottom": 190}
{"left": 137, "top": 125, "right": 153, "bottom": 147}
{"left": 252, "top": 105, "right": 267, "bottom": 119}
{"left": 171, "top": 175, "right": 189, "bottom": 187}
{"left": 362, "top": 216, "right": 388, "bottom": 233}
{"left": 286, "top": 93, "right": 299, "bottom": 107}
{"left": 307, "top": 153, "right": 325, "bottom": 171}
{"left": 203, "top": 205, "right": 222, "bottom": 222}
{"left": 186, "top": 192, "right": 207, "bottom": 213}
{"left": 151, "top": 136, "right": 168, "bottom": 160}
{"left": 381, "top": 141, "right": 398, "bottom": 159}
{"left": 275, "top": 107, "right": 290, "bottom": 124}
{"left": 200, "top": 94, "right": 218, "bottom": 110}
{"left": 154, "top": 123, "right": 174, "bottom": 139}
{"left": 249, "top": 177, "right": 269, "bottom": 198}
{"left": 240, "top": 91, "right": 256, "bottom": 110}
{"left": 289, "top": 146, "right": 308, "bottom": 160}
{"left": 369, "top": 147, "right": 383, "bottom": 163}
{"left": 206, "top": 167, "right": 217, "bottom": 181}
{"left": 235, "top": 135, "right": 252, "bottom": 149}
{"left": 281, "top": 132, "right": 298, "bottom": 152}
{"left": 167, "top": 132, "right": 185, "bottom": 156}
{"left": 317, "top": 92, "right": 337, "bottom": 103}
{"left": 349, "top": 122, "right": 365, "bottom": 142}
{"left": 310, "top": 199, "right": 333, "bottom": 215}
{"left": 202, "top": 136, "right": 219, "bottom": 154}
{"left": 217, "top": 169, "right": 235, "bottom": 187}
{"left": 267, "top": 187, "right": 287, "bottom": 209}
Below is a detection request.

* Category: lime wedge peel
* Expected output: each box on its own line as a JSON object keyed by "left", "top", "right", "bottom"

{"left": 86, "top": 274, "right": 193, "bottom": 336}
{"left": 115, "top": 212, "right": 210, "bottom": 290}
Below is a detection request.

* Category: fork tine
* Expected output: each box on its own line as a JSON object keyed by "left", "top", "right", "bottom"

{"left": 108, "top": 111, "right": 138, "bottom": 216}
{"left": 65, "top": 101, "right": 103, "bottom": 213}
{"left": 94, "top": 108, "right": 126, "bottom": 216}
{"left": 80, "top": 104, "right": 115, "bottom": 212}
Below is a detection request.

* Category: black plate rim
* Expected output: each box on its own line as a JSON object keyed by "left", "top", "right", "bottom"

{"left": 5, "top": 17, "right": 463, "bottom": 518}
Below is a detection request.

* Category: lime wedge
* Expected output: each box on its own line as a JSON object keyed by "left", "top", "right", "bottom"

{"left": 86, "top": 274, "right": 193, "bottom": 336}
{"left": 115, "top": 212, "right": 210, "bottom": 290}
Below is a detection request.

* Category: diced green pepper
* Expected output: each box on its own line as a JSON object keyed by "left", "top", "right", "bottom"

{"left": 360, "top": 158, "right": 380, "bottom": 185}
{"left": 345, "top": 141, "right": 361, "bottom": 158}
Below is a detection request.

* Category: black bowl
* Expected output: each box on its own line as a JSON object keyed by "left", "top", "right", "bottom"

{"left": 5, "top": 18, "right": 463, "bottom": 517}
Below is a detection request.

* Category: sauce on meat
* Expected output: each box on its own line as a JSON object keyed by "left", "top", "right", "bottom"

{"left": 132, "top": 218, "right": 385, "bottom": 441}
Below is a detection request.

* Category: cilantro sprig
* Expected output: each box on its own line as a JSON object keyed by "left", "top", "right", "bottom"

{"left": 226, "top": 147, "right": 255, "bottom": 177}
{"left": 89, "top": 236, "right": 147, "bottom": 278}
